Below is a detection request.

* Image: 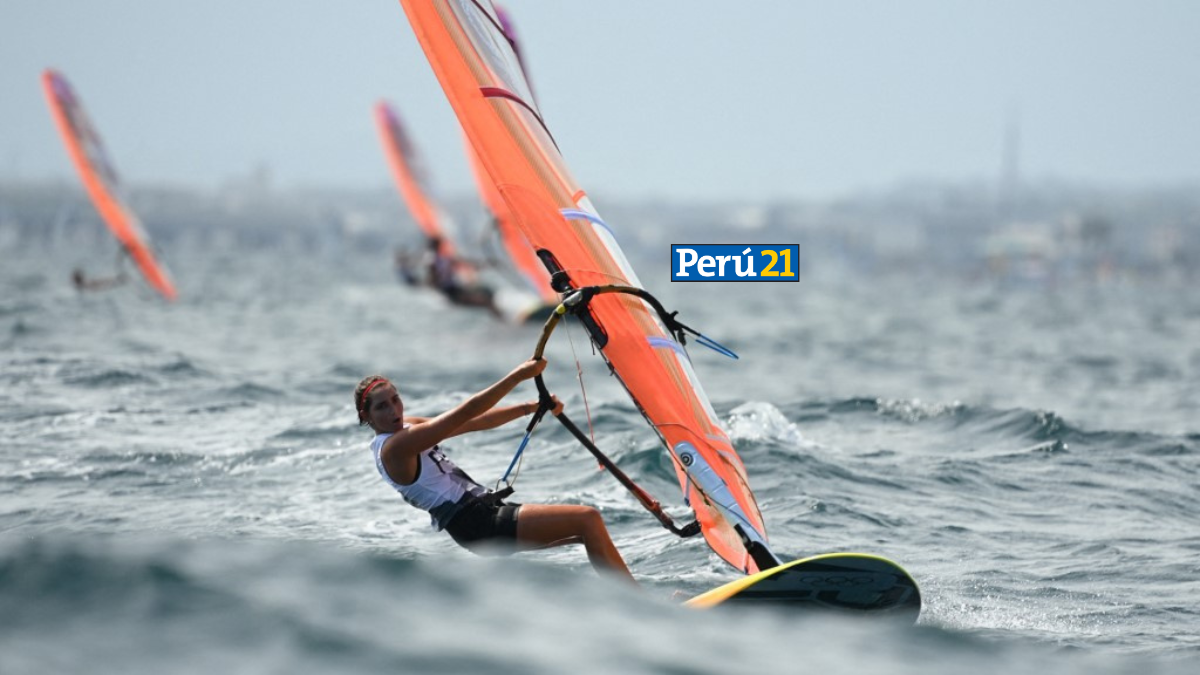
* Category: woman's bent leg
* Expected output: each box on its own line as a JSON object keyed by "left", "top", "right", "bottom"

{"left": 514, "top": 504, "right": 635, "bottom": 583}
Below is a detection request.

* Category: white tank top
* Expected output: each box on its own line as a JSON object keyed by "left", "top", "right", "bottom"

{"left": 372, "top": 429, "right": 486, "bottom": 530}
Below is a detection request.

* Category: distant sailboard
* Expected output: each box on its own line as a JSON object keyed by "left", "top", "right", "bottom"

{"left": 374, "top": 99, "right": 462, "bottom": 262}
{"left": 397, "top": 0, "right": 920, "bottom": 619}
{"left": 41, "top": 69, "right": 177, "bottom": 301}
{"left": 374, "top": 99, "right": 551, "bottom": 322}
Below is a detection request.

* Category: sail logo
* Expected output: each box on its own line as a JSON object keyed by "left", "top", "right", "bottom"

{"left": 670, "top": 245, "right": 799, "bottom": 282}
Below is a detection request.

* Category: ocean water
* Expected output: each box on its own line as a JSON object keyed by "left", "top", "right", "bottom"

{"left": 2, "top": 217, "right": 1198, "bottom": 674}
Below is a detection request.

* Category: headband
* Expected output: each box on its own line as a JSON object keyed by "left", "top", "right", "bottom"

{"left": 358, "top": 379, "right": 391, "bottom": 419}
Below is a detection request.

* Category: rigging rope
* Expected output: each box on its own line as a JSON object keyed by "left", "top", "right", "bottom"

{"left": 565, "top": 317, "right": 596, "bottom": 447}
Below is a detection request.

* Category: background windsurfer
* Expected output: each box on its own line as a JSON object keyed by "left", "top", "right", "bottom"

{"left": 394, "top": 246, "right": 421, "bottom": 286}
{"left": 71, "top": 249, "right": 129, "bottom": 292}
{"left": 42, "top": 70, "right": 178, "bottom": 301}
{"left": 71, "top": 267, "right": 128, "bottom": 292}
{"left": 422, "top": 235, "right": 501, "bottom": 317}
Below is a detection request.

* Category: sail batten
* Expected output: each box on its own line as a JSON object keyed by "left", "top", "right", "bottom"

{"left": 398, "top": 0, "right": 773, "bottom": 573}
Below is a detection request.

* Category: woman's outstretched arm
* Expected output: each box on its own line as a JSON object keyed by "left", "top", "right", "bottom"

{"left": 382, "top": 359, "right": 546, "bottom": 465}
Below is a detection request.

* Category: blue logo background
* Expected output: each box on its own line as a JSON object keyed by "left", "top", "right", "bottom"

{"left": 670, "top": 244, "right": 799, "bottom": 281}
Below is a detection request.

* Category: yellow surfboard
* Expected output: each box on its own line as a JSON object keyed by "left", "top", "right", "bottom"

{"left": 686, "top": 552, "right": 921, "bottom": 622}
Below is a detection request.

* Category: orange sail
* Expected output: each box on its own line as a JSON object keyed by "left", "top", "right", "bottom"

{"left": 464, "top": 139, "right": 557, "bottom": 304}
{"left": 397, "top": 0, "right": 776, "bottom": 573}
{"left": 460, "top": 5, "right": 557, "bottom": 305}
{"left": 41, "top": 69, "right": 177, "bottom": 301}
{"left": 374, "top": 100, "right": 459, "bottom": 260}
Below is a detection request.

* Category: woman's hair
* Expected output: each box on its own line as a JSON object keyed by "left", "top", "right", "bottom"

{"left": 354, "top": 375, "right": 389, "bottom": 426}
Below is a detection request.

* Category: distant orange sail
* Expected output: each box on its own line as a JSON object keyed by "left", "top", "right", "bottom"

{"left": 41, "top": 69, "right": 177, "bottom": 301}
{"left": 374, "top": 100, "right": 459, "bottom": 260}
{"left": 397, "top": 0, "right": 776, "bottom": 573}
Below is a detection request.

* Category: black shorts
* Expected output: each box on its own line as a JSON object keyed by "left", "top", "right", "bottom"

{"left": 444, "top": 498, "right": 522, "bottom": 553}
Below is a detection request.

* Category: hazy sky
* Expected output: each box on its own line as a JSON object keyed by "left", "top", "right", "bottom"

{"left": 3, "top": 1, "right": 1198, "bottom": 201}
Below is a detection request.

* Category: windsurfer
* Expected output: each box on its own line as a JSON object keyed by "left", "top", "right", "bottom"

{"left": 355, "top": 360, "right": 636, "bottom": 583}
{"left": 394, "top": 246, "right": 421, "bottom": 286}
{"left": 72, "top": 248, "right": 130, "bottom": 292}
{"left": 71, "top": 261, "right": 128, "bottom": 292}
{"left": 422, "top": 235, "right": 500, "bottom": 316}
